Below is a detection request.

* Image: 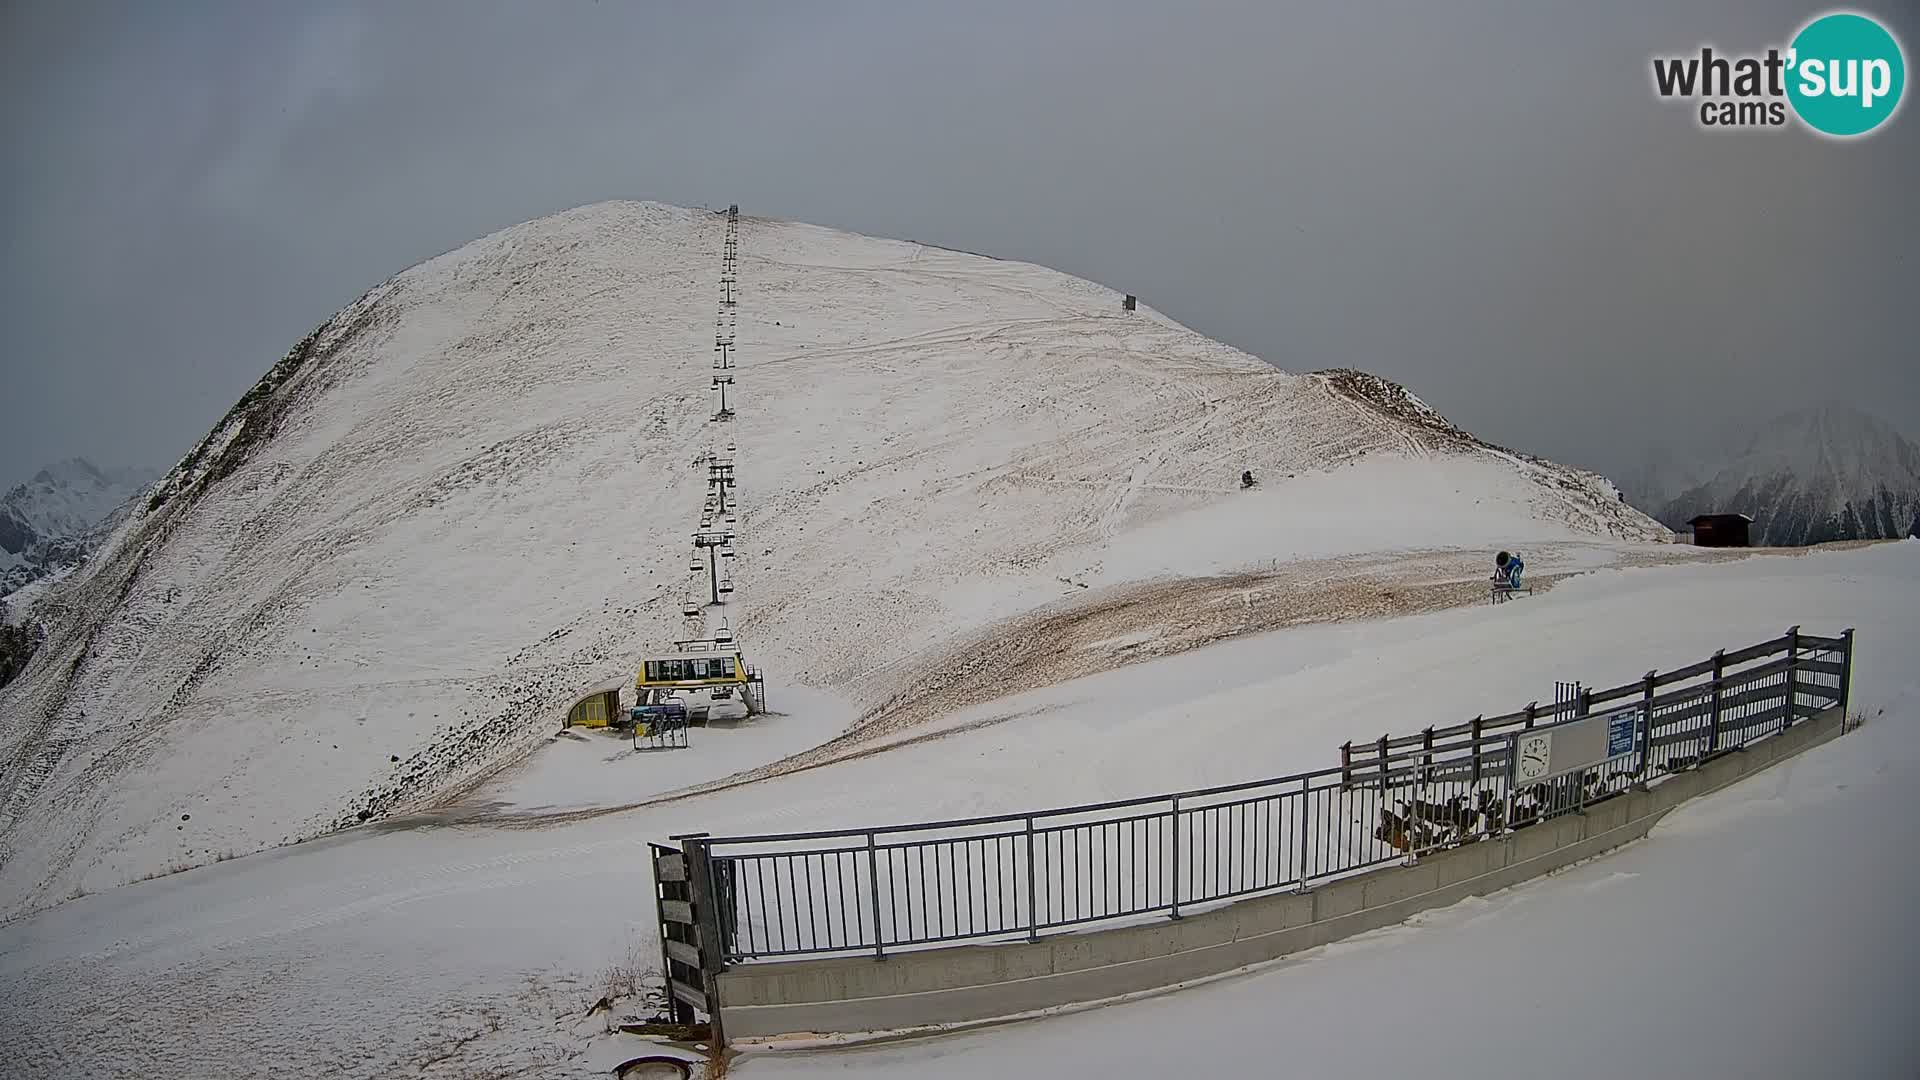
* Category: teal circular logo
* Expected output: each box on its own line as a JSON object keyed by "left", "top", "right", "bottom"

{"left": 1787, "top": 12, "right": 1906, "bottom": 137}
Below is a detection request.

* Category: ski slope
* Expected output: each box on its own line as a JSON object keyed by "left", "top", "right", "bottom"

{"left": 0, "top": 201, "right": 1662, "bottom": 914}
{"left": 0, "top": 541, "right": 1912, "bottom": 1079}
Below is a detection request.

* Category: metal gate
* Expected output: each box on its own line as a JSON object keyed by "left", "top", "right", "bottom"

{"left": 650, "top": 837, "right": 729, "bottom": 1045}
{"left": 635, "top": 714, "right": 691, "bottom": 751}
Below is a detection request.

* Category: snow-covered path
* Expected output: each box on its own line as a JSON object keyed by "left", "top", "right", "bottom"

{"left": 2, "top": 543, "right": 1914, "bottom": 1079}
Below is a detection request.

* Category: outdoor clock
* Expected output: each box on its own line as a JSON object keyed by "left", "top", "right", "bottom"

{"left": 1515, "top": 732, "right": 1553, "bottom": 782}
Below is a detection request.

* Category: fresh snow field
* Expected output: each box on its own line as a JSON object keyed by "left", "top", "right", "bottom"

{"left": 2, "top": 542, "right": 1914, "bottom": 1079}
{"left": 1, "top": 202, "right": 1908, "bottom": 1078}
{"left": 0, "top": 201, "right": 1657, "bottom": 914}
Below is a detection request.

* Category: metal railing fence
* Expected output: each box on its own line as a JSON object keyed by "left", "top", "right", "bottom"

{"left": 671, "top": 627, "right": 1852, "bottom": 963}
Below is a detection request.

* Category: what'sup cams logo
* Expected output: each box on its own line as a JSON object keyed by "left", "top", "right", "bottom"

{"left": 1652, "top": 10, "right": 1905, "bottom": 137}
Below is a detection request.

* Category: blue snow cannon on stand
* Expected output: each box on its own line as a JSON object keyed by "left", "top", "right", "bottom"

{"left": 1491, "top": 550, "right": 1530, "bottom": 604}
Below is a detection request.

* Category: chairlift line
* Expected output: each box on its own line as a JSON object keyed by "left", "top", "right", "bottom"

{"left": 632, "top": 199, "right": 769, "bottom": 730}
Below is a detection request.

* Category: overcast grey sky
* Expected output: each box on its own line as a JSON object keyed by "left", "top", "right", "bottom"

{"left": 3, "top": 0, "right": 1915, "bottom": 489}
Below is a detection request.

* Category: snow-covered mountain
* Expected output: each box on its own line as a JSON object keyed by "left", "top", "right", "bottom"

{"left": 1656, "top": 403, "right": 1920, "bottom": 545}
{"left": 0, "top": 201, "right": 1665, "bottom": 914}
{"left": 0, "top": 459, "right": 157, "bottom": 598}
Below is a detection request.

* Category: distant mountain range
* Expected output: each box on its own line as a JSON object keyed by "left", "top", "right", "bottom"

{"left": 1629, "top": 403, "right": 1920, "bottom": 546}
{"left": 0, "top": 459, "right": 158, "bottom": 598}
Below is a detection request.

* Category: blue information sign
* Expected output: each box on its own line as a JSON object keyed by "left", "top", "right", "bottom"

{"left": 1606, "top": 708, "right": 1637, "bottom": 758}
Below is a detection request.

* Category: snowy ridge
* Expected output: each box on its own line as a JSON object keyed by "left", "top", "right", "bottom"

{"left": 0, "top": 200, "right": 1663, "bottom": 913}
{"left": 1315, "top": 367, "right": 1664, "bottom": 543}
{"left": 1657, "top": 402, "right": 1920, "bottom": 544}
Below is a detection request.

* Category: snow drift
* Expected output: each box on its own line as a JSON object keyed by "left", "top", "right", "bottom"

{"left": 0, "top": 200, "right": 1662, "bottom": 914}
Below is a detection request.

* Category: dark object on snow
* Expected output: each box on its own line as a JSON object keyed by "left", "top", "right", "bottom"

{"left": 614, "top": 1056, "right": 693, "bottom": 1079}
{"left": 1240, "top": 470, "right": 1256, "bottom": 489}
{"left": 0, "top": 618, "right": 42, "bottom": 691}
{"left": 1689, "top": 513, "right": 1752, "bottom": 547}
{"left": 1123, "top": 294, "right": 1137, "bottom": 312}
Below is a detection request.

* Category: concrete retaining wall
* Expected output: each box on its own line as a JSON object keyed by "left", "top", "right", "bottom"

{"left": 718, "top": 704, "right": 1845, "bottom": 1040}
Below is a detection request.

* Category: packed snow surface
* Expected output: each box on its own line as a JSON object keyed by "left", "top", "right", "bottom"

{"left": 0, "top": 201, "right": 1661, "bottom": 913}
{"left": 1, "top": 541, "right": 1913, "bottom": 1079}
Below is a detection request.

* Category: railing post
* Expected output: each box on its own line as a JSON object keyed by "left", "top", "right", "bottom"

{"left": 1024, "top": 816, "right": 1042, "bottom": 940}
{"left": 1375, "top": 734, "right": 1389, "bottom": 791}
{"left": 1501, "top": 733, "right": 1517, "bottom": 834}
{"left": 1782, "top": 625, "right": 1800, "bottom": 734}
{"left": 1524, "top": 702, "right": 1538, "bottom": 729}
{"left": 1469, "top": 716, "right": 1484, "bottom": 784}
{"left": 866, "top": 831, "right": 885, "bottom": 960}
{"left": 680, "top": 833, "right": 728, "bottom": 1050}
{"left": 1340, "top": 741, "right": 1352, "bottom": 791}
{"left": 1168, "top": 797, "right": 1182, "bottom": 920}
{"left": 1839, "top": 628, "right": 1855, "bottom": 725}
{"left": 1408, "top": 726, "right": 1435, "bottom": 866}
{"left": 651, "top": 844, "right": 694, "bottom": 1026}
{"left": 1295, "top": 775, "right": 1312, "bottom": 891}
{"left": 1575, "top": 687, "right": 1592, "bottom": 812}
{"left": 1638, "top": 669, "right": 1656, "bottom": 782}
{"left": 1707, "top": 649, "right": 1725, "bottom": 755}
